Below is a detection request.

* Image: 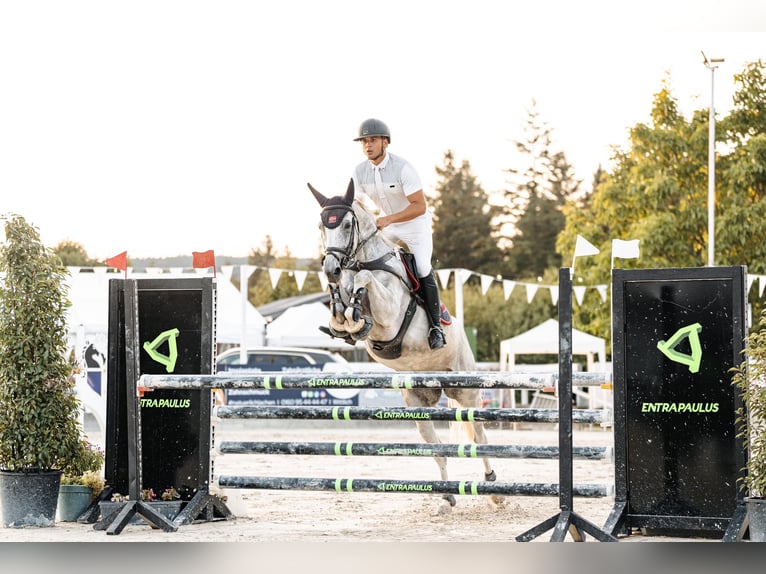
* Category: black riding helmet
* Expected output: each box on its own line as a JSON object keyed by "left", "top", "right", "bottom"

{"left": 353, "top": 118, "right": 391, "bottom": 143}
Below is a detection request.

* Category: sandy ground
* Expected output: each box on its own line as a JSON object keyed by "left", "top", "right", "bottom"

{"left": 0, "top": 417, "right": 717, "bottom": 546}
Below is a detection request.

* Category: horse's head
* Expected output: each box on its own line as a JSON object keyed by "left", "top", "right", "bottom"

{"left": 308, "top": 179, "right": 358, "bottom": 283}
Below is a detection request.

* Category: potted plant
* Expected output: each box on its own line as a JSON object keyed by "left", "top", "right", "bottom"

{"left": 0, "top": 213, "right": 94, "bottom": 527}
{"left": 731, "top": 306, "right": 766, "bottom": 542}
{"left": 57, "top": 440, "right": 105, "bottom": 522}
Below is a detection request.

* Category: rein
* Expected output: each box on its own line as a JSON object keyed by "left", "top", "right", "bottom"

{"left": 322, "top": 205, "right": 408, "bottom": 285}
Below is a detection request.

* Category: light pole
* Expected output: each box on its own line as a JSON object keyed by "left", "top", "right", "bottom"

{"left": 702, "top": 51, "right": 724, "bottom": 267}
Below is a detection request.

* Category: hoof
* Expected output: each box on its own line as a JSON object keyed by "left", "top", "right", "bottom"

{"left": 350, "top": 317, "right": 373, "bottom": 340}
{"left": 487, "top": 494, "right": 506, "bottom": 508}
{"left": 485, "top": 470, "right": 497, "bottom": 482}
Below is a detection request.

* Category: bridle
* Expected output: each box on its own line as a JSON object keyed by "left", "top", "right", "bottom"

{"left": 321, "top": 204, "right": 393, "bottom": 274}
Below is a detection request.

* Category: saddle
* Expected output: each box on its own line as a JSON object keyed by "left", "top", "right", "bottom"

{"left": 398, "top": 251, "right": 452, "bottom": 326}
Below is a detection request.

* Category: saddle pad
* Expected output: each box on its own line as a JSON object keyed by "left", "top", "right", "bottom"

{"left": 440, "top": 303, "right": 452, "bottom": 326}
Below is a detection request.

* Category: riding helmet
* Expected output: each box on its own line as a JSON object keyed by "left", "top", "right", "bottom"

{"left": 354, "top": 118, "right": 391, "bottom": 143}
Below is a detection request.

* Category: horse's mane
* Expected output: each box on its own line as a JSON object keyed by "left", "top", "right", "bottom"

{"left": 351, "top": 200, "right": 402, "bottom": 252}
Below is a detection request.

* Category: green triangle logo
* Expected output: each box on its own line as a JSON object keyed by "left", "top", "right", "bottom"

{"left": 656, "top": 322, "right": 702, "bottom": 374}
{"left": 142, "top": 328, "right": 180, "bottom": 373}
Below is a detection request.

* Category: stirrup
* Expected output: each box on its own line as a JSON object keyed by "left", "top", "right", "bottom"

{"left": 428, "top": 327, "right": 446, "bottom": 350}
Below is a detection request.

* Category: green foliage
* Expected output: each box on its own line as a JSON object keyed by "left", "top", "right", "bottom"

{"left": 0, "top": 214, "right": 90, "bottom": 473}
{"left": 431, "top": 150, "right": 505, "bottom": 273}
{"left": 732, "top": 308, "right": 766, "bottom": 498}
{"left": 440, "top": 275, "right": 556, "bottom": 362}
{"left": 53, "top": 240, "right": 103, "bottom": 267}
{"left": 245, "top": 237, "right": 323, "bottom": 306}
{"left": 557, "top": 61, "right": 766, "bottom": 346}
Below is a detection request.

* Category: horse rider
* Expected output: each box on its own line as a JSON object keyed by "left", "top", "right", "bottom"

{"left": 351, "top": 118, "right": 447, "bottom": 350}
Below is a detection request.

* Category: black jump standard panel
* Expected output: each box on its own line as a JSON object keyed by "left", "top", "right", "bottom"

{"left": 100, "top": 277, "right": 231, "bottom": 534}
{"left": 606, "top": 266, "right": 747, "bottom": 540}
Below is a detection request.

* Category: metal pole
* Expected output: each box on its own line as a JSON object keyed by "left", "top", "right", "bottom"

{"left": 703, "top": 52, "right": 724, "bottom": 267}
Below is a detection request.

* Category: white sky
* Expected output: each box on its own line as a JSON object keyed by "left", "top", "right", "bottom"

{"left": 1, "top": 1, "right": 765, "bottom": 262}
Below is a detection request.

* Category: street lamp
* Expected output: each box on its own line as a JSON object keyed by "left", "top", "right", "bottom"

{"left": 702, "top": 51, "right": 724, "bottom": 267}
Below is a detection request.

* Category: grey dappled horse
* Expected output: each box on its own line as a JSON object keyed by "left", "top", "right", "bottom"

{"left": 309, "top": 179, "right": 502, "bottom": 514}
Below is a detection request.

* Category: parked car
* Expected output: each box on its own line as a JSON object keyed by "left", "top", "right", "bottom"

{"left": 215, "top": 346, "right": 354, "bottom": 406}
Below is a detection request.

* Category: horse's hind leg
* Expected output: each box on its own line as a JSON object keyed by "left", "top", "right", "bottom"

{"left": 403, "top": 389, "right": 455, "bottom": 514}
{"left": 448, "top": 389, "right": 505, "bottom": 507}
{"left": 413, "top": 420, "right": 455, "bottom": 515}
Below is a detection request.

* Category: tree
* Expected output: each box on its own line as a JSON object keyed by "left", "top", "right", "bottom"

{"left": 557, "top": 60, "right": 766, "bottom": 345}
{"left": 431, "top": 150, "right": 504, "bottom": 273}
{"left": 54, "top": 240, "right": 102, "bottom": 267}
{"left": 503, "top": 101, "right": 581, "bottom": 279}
{"left": 244, "top": 236, "right": 322, "bottom": 306}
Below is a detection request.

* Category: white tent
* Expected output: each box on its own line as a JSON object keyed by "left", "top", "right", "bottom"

{"left": 265, "top": 301, "right": 366, "bottom": 351}
{"left": 499, "top": 318, "right": 606, "bottom": 372}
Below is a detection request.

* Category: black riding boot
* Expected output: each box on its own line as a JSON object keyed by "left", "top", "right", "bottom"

{"left": 419, "top": 271, "right": 447, "bottom": 350}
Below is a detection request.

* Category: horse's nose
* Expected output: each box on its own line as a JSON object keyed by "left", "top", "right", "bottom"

{"left": 323, "top": 258, "right": 341, "bottom": 282}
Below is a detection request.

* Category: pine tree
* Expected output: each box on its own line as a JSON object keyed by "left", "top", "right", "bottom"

{"left": 431, "top": 150, "right": 504, "bottom": 274}
{"left": 502, "top": 102, "right": 581, "bottom": 279}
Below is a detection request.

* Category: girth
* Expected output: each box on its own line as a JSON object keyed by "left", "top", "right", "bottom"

{"left": 368, "top": 295, "right": 419, "bottom": 360}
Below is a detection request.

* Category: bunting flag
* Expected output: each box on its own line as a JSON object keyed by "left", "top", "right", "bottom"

{"left": 480, "top": 274, "right": 494, "bottom": 295}
{"left": 293, "top": 270, "right": 308, "bottom": 291}
{"left": 105, "top": 251, "right": 128, "bottom": 278}
{"left": 268, "top": 268, "right": 282, "bottom": 289}
{"left": 502, "top": 280, "right": 516, "bottom": 301}
{"left": 192, "top": 250, "right": 216, "bottom": 277}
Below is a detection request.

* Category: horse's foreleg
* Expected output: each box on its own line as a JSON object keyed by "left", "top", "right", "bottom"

{"left": 471, "top": 420, "right": 504, "bottom": 507}
{"left": 343, "top": 287, "right": 372, "bottom": 338}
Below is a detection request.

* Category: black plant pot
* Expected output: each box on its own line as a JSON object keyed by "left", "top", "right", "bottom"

{"left": 0, "top": 469, "right": 62, "bottom": 528}
{"left": 746, "top": 497, "right": 766, "bottom": 542}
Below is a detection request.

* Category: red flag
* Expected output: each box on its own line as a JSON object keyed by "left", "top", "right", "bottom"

{"left": 192, "top": 250, "right": 216, "bottom": 277}
{"left": 106, "top": 251, "right": 127, "bottom": 271}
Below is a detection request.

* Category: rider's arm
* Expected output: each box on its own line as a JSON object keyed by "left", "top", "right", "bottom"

{"left": 376, "top": 190, "right": 427, "bottom": 229}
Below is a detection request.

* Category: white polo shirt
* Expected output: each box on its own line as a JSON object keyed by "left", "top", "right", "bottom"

{"left": 352, "top": 152, "right": 427, "bottom": 220}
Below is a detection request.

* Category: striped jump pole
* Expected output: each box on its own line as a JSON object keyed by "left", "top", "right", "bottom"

{"left": 216, "top": 475, "right": 612, "bottom": 499}
{"left": 138, "top": 370, "right": 611, "bottom": 392}
{"left": 214, "top": 405, "right": 607, "bottom": 424}
{"left": 217, "top": 440, "right": 612, "bottom": 461}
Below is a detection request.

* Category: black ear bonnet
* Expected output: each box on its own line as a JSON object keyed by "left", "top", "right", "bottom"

{"left": 321, "top": 196, "right": 353, "bottom": 229}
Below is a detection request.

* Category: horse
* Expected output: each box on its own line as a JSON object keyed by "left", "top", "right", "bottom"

{"left": 309, "top": 179, "right": 502, "bottom": 514}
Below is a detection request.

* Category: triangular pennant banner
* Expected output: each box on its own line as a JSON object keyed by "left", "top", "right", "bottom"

{"left": 457, "top": 269, "right": 472, "bottom": 286}
{"left": 502, "top": 280, "right": 516, "bottom": 301}
{"left": 573, "top": 286, "right": 587, "bottom": 305}
{"left": 220, "top": 265, "right": 235, "bottom": 281}
{"left": 294, "top": 270, "right": 307, "bottom": 291}
{"left": 525, "top": 283, "right": 538, "bottom": 304}
{"left": 317, "top": 273, "right": 329, "bottom": 291}
{"left": 268, "top": 268, "right": 282, "bottom": 289}
{"left": 760, "top": 276, "right": 766, "bottom": 298}
{"left": 480, "top": 274, "right": 494, "bottom": 295}
{"left": 549, "top": 286, "right": 559, "bottom": 306}
{"left": 596, "top": 285, "right": 608, "bottom": 303}
{"left": 436, "top": 269, "right": 452, "bottom": 290}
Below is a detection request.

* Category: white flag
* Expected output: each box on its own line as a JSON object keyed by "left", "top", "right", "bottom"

{"left": 612, "top": 238, "right": 640, "bottom": 259}
{"left": 574, "top": 235, "right": 600, "bottom": 257}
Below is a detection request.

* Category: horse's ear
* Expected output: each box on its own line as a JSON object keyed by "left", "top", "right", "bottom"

{"left": 307, "top": 183, "right": 328, "bottom": 207}
{"left": 345, "top": 178, "right": 355, "bottom": 204}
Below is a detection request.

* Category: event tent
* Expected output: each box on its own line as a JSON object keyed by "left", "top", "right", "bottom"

{"left": 499, "top": 318, "right": 606, "bottom": 372}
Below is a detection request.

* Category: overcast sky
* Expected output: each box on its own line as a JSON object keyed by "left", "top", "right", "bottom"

{"left": 2, "top": 1, "right": 765, "bottom": 263}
